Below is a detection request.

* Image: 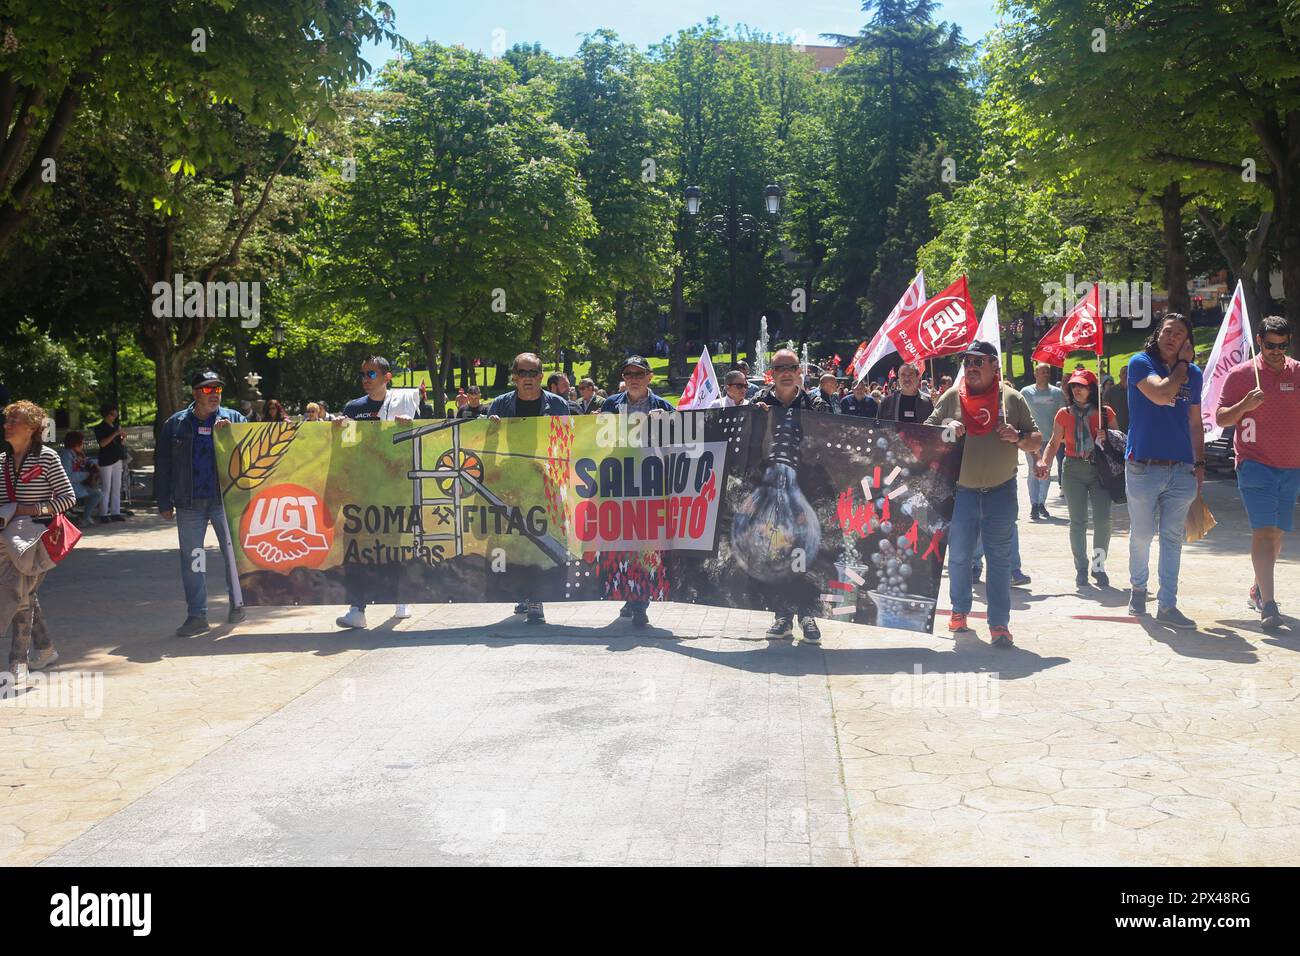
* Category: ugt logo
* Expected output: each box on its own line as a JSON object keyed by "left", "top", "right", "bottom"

{"left": 918, "top": 298, "right": 969, "bottom": 354}
{"left": 240, "top": 483, "right": 333, "bottom": 571}
{"left": 1062, "top": 301, "right": 1098, "bottom": 346}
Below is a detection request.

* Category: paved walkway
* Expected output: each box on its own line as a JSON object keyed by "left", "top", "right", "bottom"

{"left": 7, "top": 464, "right": 1300, "bottom": 865}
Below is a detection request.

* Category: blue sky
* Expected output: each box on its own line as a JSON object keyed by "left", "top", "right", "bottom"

{"left": 362, "top": 0, "right": 999, "bottom": 67}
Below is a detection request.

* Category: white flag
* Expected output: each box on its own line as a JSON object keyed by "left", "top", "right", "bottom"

{"left": 854, "top": 271, "right": 926, "bottom": 384}
{"left": 953, "top": 296, "right": 1000, "bottom": 390}
{"left": 677, "top": 347, "right": 721, "bottom": 410}
{"left": 1201, "top": 280, "right": 1253, "bottom": 442}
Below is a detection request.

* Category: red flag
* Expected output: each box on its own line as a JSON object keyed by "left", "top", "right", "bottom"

{"left": 845, "top": 340, "right": 869, "bottom": 377}
{"left": 885, "top": 275, "right": 979, "bottom": 364}
{"left": 1033, "top": 284, "right": 1103, "bottom": 367}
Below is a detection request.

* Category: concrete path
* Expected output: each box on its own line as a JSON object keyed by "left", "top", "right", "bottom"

{"left": 6, "top": 462, "right": 1299, "bottom": 866}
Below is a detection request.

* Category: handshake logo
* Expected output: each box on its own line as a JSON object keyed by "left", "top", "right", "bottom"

{"left": 239, "top": 484, "right": 333, "bottom": 570}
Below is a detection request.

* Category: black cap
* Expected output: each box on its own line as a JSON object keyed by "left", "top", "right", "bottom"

{"left": 621, "top": 355, "right": 651, "bottom": 373}
{"left": 191, "top": 370, "right": 225, "bottom": 388}
{"left": 957, "top": 340, "right": 999, "bottom": 359}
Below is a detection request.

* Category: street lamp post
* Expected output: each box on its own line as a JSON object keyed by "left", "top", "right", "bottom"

{"left": 685, "top": 168, "right": 782, "bottom": 365}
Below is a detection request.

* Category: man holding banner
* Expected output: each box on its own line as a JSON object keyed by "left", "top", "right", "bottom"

{"left": 1215, "top": 315, "right": 1300, "bottom": 630}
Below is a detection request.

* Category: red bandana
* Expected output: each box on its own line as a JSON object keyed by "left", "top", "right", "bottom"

{"left": 958, "top": 373, "right": 1001, "bottom": 435}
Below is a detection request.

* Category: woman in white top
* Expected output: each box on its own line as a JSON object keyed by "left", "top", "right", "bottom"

{"left": 711, "top": 370, "right": 751, "bottom": 407}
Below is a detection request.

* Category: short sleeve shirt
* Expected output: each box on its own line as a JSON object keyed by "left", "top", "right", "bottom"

{"left": 1125, "top": 352, "right": 1202, "bottom": 463}
{"left": 1021, "top": 383, "right": 1066, "bottom": 435}
{"left": 1218, "top": 356, "right": 1300, "bottom": 469}
{"left": 926, "top": 384, "right": 1036, "bottom": 488}
{"left": 93, "top": 420, "right": 126, "bottom": 467}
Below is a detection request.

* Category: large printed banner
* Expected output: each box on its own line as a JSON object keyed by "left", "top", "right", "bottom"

{"left": 215, "top": 408, "right": 963, "bottom": 633}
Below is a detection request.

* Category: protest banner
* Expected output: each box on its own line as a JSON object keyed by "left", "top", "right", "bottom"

{"left": 216, "top": 409, "right": 963, "bottom": 633}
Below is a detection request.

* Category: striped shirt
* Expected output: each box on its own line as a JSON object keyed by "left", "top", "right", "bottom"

{"left": 1, "top": 446, "right": 77, "bottom": 517}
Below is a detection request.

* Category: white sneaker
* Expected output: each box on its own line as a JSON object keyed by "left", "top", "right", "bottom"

{"left": 29, "top": 648, "right": 59, "bottom": 671}
{"left": 393, "top": 604, "right": 412, "bottom": 619}
{"left": 336, "top": 607, "right": 368, "bottom": 629}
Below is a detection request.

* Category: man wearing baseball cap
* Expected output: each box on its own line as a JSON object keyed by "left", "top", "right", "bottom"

{"left": 926, "top": 341, "right": 1042, "bottom": 647}
{"left": 599, "top": 356, "right": 673, "bottom": 627}
{"left": 156, "top": 370, "right": 249, "bottom": 637}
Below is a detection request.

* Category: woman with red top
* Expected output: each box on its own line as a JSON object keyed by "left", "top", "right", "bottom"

{"left": 1037, "top": 370, "right": 1118, "bottom": 589}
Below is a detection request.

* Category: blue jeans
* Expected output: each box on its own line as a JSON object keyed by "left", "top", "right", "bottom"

{"left": 947, "top": 478, "right": 1018, "bottom": 628}
{"left": 1025, "top": 450, "right": 1051, "bottom": 507}
{"left": 971, "top": 524, "right": 1022, "bottom": 576}
{"left": 177, "top": 499, "right": 243, "bottom": 618}
{"left": 1125, "top": 462, "right": 1197, "bottom": 608}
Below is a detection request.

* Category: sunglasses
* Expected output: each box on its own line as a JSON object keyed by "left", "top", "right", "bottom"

{"left": 198, "top": 385, "right": 223, "bottom": 394}
{"left": 726, "top": 382, "right": 747, "bottom": 390}
{"left": 361, "top": 369, "right": 383, "bottom": 379}
{"left": 1261, "top": 339, "right": 1291, "bottom": 351}
{"left": 962, "top": 356, "right": 993, "bottom": 367}
{"left": 512, "top": 368, "right": 541, "bottom": 378}
{"left": 622, "top": 369, "right": 649, "bottom": 378}
{"left": 770, "top": 363, "right": 800, "bottom": 372}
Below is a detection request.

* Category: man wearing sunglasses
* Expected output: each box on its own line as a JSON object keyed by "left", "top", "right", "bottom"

{"left": 751, "top": 348, "right": 832, "bottom": 644}
{"left": 487, "top": 352, "right": 574, "bottom": 624}
{"left": 711, "top": 369, "right": 751, "bottom": 407}
{"left": 926, "top": 341, "right": 1041, "bottom": 648}
{"left": 157, "top": 370, "right": 249, "bottom": 638}
{"left": 335, "top": 356, "right": 429, "bottom": 630}
{"left": 572, "top": 378, "right": 601, "bottom": 414}
{"left": 598, "top": 356, "right": 674, "bottom": 627}
{"left": 1216, "top": 315, "right": 1300, "bottom": 630}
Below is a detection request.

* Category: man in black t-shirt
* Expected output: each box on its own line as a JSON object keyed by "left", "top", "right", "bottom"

{"left": 335, "top": 356, "right": 428, "bottom": 630}
{"left": 876, "top": 362, "right": 933, "bottom": 424}
{"left": 92, "top": 401, "right": 127, "bottom": 522}
{"left": 455, "top": 385, "right": 485, "bottom": 419}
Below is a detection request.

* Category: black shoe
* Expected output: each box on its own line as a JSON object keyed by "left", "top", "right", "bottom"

{"left": 1076, "top": 571, "right": 1089, "bottom": 588}
{"left": 175, "top": 615, "right": 210, "bottom": 638}
{"left": 1038, "top": 505, "right": 1050, "bottom": 519}
{"left": 798, "top": 616, "right": 821, "bottom": 644}
{"left": 631, "top": 608, "right": 649, "bottom": 627}
{"left": 513, "top": 601, "right": 528, "bottom": 615}
{"left": 1156, "top": 605, "right": 1196, "bottom": 630}
{"left": 99, "top": 517, "right": 111, "bottom": 525}
{"left": 526, "top": 602, "right": 545, "bottom": 624}
{"left": 110, "top": 515, "right": 126, "bottom": 522}
{"left": 971, "top": 566, "right": 982, "bottom": 583}
{"left": 1127, "top": 588, "right": 1148, "bottom": 617}
{"left": 1093, "top": 571, "right": 1109, "bottom": 588}
{"left": 767, "top": 616, "right": 793, "bottom": 640}
{"left": 619, "top": 602, "right": 635, "bottom": 618}
{"left": 1260, "top": 600, "right": 1283, "bottom": 630}
{"left": 227, "top": 605, "right": 246, "bottom": 624}
{"left": 1010, "top": 570, "right": 1032, "bottom": 587}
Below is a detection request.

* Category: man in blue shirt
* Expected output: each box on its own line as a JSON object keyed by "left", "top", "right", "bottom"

{"left": 840, "top": 378, "right": 879, "bottom": 417}
{"left": 1020, "top": 363, "right": 1067, "bottom": 519}
{"left": 1125, "top": 313, "right": 1205, "bottom": 628}
{"left": 156, "top": 370, "right": 249, "bottom": 637}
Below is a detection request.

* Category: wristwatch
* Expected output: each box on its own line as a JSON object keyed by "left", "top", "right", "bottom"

{"left": 1194, "top": 460, "right": 1206, "bottom": 469}
{"left": 39, "top": 502, "right": 51, "bottom": 517}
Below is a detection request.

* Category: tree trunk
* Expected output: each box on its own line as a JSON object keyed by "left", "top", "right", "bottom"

{"left": 530, "top": 310, "right": 546, "bottom": 352}
{"left": 493, "top": 362, "right": 509, "bottom": 388}
{"left": 148, "top": 340, "right": 188, "bottom": 438}
{"left": 1159, "top": 182, "right": 1191, "bottom": 316}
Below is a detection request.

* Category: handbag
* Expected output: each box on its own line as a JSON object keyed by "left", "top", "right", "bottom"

{"left": 2, "top": 457, "right": 81, "bottom": 570}
{"left": 1089, "top": 424, "right": 1128, "bottom": 504}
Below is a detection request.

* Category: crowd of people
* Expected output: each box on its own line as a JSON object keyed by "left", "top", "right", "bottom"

{"left": 2, "top": 311, "right": 1296, "bottom": 686}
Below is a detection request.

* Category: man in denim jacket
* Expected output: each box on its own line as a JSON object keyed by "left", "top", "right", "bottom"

{"left": 156, "top": 370, "right": 248, "bottom": 637}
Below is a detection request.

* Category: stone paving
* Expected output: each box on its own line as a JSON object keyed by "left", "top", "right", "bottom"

{"left": 6, "top": 462, "right": 1300, "bottom": 865}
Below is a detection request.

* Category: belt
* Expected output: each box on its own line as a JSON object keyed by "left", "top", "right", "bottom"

{"left": 1132, "top": 458, "right": 1183, "bottom": 466}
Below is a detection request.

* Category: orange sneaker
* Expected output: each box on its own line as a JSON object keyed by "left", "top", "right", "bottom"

{"left": 948, "top": 612, "right": 969, "bottom": 633}
{"left": 990, "top": 625, "right": 1014, "bottom": 648}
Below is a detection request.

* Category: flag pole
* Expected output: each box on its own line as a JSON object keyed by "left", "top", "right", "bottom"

{"left": 1247, "top": 307, "right": 1261, "bottom": 391}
